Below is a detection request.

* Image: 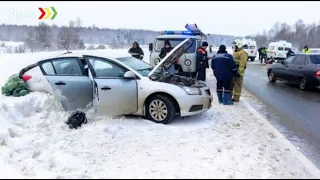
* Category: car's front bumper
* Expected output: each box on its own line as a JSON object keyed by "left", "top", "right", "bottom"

{"left": 177, "top": 87, "right": 213, "bottom": 117}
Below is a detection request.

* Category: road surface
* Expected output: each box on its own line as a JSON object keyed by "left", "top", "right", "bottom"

{"left": 243, "top": 62, "right": 320, "bottom": 168}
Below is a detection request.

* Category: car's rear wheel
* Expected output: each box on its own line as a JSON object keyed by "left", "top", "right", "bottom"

{"left": 299, "top": 77, "right": 307, "bottom": 91}
{"left": 268, "top": 70, "right": 277, "bottom": 83}
{"left": 146, "top": 95, "right": 176, "bottom": 124}
{"left": 250, "top": 57, "right": 255, "bottom": 62}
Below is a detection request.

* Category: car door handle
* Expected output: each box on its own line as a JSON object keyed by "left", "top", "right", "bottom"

{"left": 101, "top": 86, "right": 111, "bottom": 90}
{"left": 55, "top": 81, "right": 66, "bottom": 85}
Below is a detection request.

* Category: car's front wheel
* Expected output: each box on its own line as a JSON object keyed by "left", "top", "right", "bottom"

{"left": 268, "top": 70, "right": 277, "bottom": 83}
{"left": 146, "top": 95, "right": 176, "bottom": 124}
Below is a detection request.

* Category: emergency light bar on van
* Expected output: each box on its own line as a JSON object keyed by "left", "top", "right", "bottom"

{"left": 162, "top": 30, "right": 195, "bottom": 35}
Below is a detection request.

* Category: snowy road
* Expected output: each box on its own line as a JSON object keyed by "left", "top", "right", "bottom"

{"left": 243, "top": 62, "right": 320, "bottom": 168}
{"left": 0, "top": 49, "right": 320, "bottom": 178}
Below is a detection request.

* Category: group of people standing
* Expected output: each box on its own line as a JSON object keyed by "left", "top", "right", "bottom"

{"left": 128, "top": 40, "right": 248, "bottom": 105}
{"left": 196, "top": 40, "right": 248, "bottom": 105}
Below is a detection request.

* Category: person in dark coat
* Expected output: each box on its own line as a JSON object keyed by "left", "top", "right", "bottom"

{"left": 258, "top": 47, "right": 263, "bottom": 61}
{"left": 159, "top": 40, "right": 175, "bottom": 75}
{"left": 196, "top": 42, "right": 211, "bottom": 81}
{"left": 286, "top": 48, "right": 295, "bottom": 58}
{"left": 128, "top": 41, "right": 144, "bottom": 60}
{"left": 159, "top": 40, "right": 173, "bottom": 58}
{"left": 211, "top": 45, "right": 237, "bottom": 105}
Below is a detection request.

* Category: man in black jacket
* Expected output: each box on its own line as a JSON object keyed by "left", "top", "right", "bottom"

{"left": 128, "top": 41, "right": 144, "bottom": 60}
{"left": 159, "top": 40, "right": 175, "bottom": 74}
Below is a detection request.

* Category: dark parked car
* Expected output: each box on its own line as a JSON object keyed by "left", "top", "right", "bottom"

{"left": 267, "top": 53, "right": 320, "bottom": 90}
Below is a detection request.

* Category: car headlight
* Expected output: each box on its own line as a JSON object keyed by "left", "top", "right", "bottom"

{"left": 183, "top": 87, "right": 202, "bottom": 95}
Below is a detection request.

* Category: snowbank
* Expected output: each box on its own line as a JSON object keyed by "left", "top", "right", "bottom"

{"left": 0, "top": 48, "right": 319, "bottom": 178}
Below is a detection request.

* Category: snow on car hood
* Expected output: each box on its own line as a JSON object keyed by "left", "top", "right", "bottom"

{"left": 148, "top": 38, "right": 194, "bottom": 77}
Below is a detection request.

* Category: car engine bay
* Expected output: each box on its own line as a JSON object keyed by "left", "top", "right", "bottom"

{"left": 156, "top": 74, "right": 206, "bottom": 88}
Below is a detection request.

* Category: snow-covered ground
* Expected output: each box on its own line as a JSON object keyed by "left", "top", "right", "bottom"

{"left": 0, "top": 48, "right": 319, "bottom": 178}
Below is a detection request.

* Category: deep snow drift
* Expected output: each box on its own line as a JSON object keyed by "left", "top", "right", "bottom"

{"left": 0, "top": 48, "right": 319, "bottom": 178}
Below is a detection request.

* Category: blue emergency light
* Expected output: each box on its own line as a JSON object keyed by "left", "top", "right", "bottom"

{"left": 163, "top": 30, "right": 194, "bottom": 35}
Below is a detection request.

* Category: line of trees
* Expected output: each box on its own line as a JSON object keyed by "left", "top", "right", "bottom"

{"left": 0, "top": 19, "right": 235, "bottom": 53}
{"left": 246, "top": 19, "right": 320, "bottom": 50}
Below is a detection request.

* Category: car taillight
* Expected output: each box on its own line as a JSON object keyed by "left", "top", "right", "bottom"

{"left": 316, "top": 70, "right": 320, "bottom": 77}
{"left": 22, "top": 75, "right": 32, "bottom": 82}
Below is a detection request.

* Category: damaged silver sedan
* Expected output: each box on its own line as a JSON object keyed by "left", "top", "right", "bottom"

{"left": 20, "top": 38, "right": 213, "bottom": 124}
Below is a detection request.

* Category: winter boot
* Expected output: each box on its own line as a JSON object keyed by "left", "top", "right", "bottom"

{"left": 217, "top": 92, "right": 223, "bottom": 104}
{"left": 223, "top": 92, "right": 234, "bottom": 105}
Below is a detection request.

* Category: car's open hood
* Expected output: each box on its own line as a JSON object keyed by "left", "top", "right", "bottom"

{"left": 148, "top": 38, "right": 194, "bottom": 77}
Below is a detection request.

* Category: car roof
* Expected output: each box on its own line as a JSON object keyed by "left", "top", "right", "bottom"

{"left": 49, "top": 51, "right": 119, "bottom": 59}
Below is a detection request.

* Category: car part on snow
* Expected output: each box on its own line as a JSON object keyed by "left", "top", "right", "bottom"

{"left": 65, "top": 111, "right": 88, "bottom": 129}
{"left": 1, "top": 74, "right": 29, "bottom": 97}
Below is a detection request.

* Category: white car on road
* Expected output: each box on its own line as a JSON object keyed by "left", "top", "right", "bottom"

{"left": 19, "top": 38, "right": 213, "bottom": 124}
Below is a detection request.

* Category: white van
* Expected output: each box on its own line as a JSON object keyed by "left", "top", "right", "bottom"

{"left": 267, "top": 40, "right": 292, "bottom": 60}
{"left": 149, "top": 24, "right": 208, "bottom": 78}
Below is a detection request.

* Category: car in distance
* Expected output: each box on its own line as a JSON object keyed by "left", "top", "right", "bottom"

{"left": 267, "top": 53, "right": 320, "bottom": 90}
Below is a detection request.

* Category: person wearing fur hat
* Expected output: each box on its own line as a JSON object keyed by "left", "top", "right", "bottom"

{"left": 128, "top": 41, "right": 144, "bottom": 60}
{"left": 159, "top": 40, "right": 175, "bottom": 75}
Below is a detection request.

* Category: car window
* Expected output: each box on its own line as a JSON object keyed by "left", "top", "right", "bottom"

{"left": 51, "top": 58, "right": 83, "bottom": 76}
{"left": 42, "top": 61, "right": 55, "bottom": 75}
{"left": 309, "top": 55, "right": 320, "bottom": 64}
{"left": 293, "top": 55, "right": 306, "bottom": 65}
{"left": 278, "top": 47, "right": 284, "bottom": 51}
{"left": 284, "top": 56, "right": 295, "bottom": 65}
{"left": 154, "top": 38, "right": 196, "bottom": 53}
{"left": 117, "top": 57, "right": 153, "bottom": 76}
{"left": 249, "top": 46, "right": 255, "bottom": 49}
{"left": 88, "top": 57, "right": 126, "bottom": 78}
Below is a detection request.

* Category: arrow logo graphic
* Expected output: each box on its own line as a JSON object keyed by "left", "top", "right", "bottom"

{"left": 38, "top": 7, "right": 57, "bottom": 20}
{"left": 38, "top": 8, "right": 45, "bottom": 19}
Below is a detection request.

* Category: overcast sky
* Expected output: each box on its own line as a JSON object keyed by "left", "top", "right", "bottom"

{"left": 1, "top": 1, "right": 320, "bottom": 36}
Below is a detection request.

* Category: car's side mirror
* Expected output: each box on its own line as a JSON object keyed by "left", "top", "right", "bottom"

{"left": 124, "top": 71, "right": 136, "bottom": 79}
{"left": 149, "top": 43, "right": 153, "bottom": 52}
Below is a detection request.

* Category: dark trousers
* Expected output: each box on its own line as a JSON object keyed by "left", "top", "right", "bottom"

{"left": 216, "top": 79, "right": 232, "bottom": 93}
{"left": 197, "top": 68, "right": 206, "bottom": 81}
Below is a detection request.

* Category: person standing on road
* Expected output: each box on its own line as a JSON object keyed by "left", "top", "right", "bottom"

{"left": 286, "top": 48, "right": 295, "bottom": 58}
{"left": 159, "top": 40, "right": 175, "bottom": 75}
{"left": 128, "top": 41, "right": 144, "bottom": 60}
{"left": 211, "top": 45, "right": 237, "bottom": 105}
{"left": 302, "top": 46, "right": 311, "bottom": 54}
{"left": 258, "top": 47, "right": 263, "bottom": 61}
{"left": 196, "top": 42, "right": 211, "bottom": 81}
{"left": 261, "top": 47, "right": 267, "bottom": 63}
{"left": 231, "top": 40, "right": 248, "bottom": 102}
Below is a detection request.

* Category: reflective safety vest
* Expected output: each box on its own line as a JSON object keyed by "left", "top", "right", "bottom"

{"left": 302, "top": 49, "right": 311, "bottom": 53}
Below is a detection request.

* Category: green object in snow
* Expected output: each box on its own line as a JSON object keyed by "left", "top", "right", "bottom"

{"left": 1, "top": 74, "right": 30, "bottom": 97}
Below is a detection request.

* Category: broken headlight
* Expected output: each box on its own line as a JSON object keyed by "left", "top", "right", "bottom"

{"left": 182, "top": 87, "right": 202, "bottom": 95}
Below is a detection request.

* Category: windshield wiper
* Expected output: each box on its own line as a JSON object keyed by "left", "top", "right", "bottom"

{"left": 137, "top": 67, "right": 153, "bottom": 71}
